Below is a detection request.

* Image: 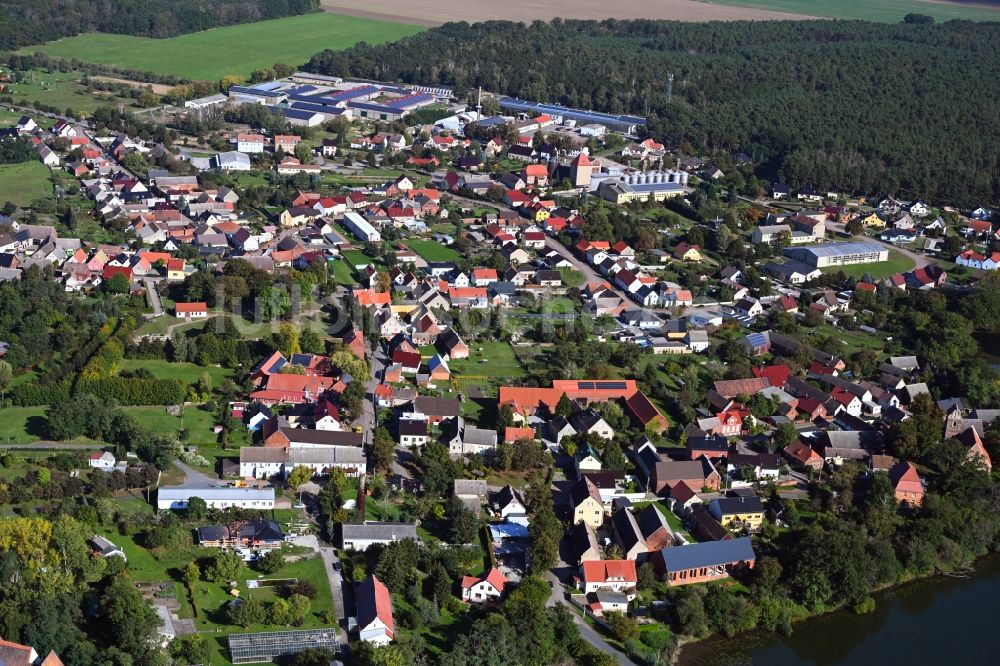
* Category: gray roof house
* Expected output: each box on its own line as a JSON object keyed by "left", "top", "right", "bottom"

{"left": 341, "top": 521, "right": 418, "bottom": 551}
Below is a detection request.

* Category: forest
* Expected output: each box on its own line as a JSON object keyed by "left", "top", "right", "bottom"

{"left": 306, "top": 18, "right": 1000, "bottom": 206}
{"left": 0, "top": 0, "right": 318, "bottom": 51}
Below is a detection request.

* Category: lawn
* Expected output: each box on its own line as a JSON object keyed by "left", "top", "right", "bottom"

{"left": 448, "top": 341, "right": 526, "bottom": 380}
{"left": 405, "top": 239, "right": 462, "bottom": 263}
{"left": 706, "top": 0, "right": 1000, "bottom": 22}
{"left": 0, "top": 161, "right": 53, "bottom": 207}
{"left": 559, "top": 268, "right": 586, "bottom": 288}
{"left": 118, "top": 358, "right": 234, "bottom": 388}
{"left": 19, "top": 13, "right": 424, "bottom": 80}
{"left": 820, "top": 248, "right": 915, "bottom": 280}
{"left": 121, "top": 405, "right": 220, "bottom": 445}
{"left": 0, "top": 406, "right": 106, "bottom": 445}
{"left": 330, "top": 259, "right": 358, "bottom": 285}
{"left": 341, "top": 250, "right": 374, "bottom": 268}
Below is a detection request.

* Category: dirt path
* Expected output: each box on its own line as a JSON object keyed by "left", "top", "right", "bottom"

{"left": 320, "top": 0, "right": 815, "bottom": 25}
{"left": 88, "top": 76, "right": 174, "bottom": 95}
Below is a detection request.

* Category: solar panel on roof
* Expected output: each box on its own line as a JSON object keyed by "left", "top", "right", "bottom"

{"left": 595, "top": 381, "right": 627, "bottom": 390}
{"left": 577, "top": 381, "right": 595, "bottom": 390}
{"left": 269, "top": 357, "right": 287, "bottom": 372}
{"left": 290, "top": 354, "right": 312, "bottom": 366}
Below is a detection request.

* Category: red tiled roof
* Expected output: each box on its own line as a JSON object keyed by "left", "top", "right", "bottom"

{"left": 889, "top": 461, "right": 922, "bottom": 494}
{"left": 174, "top": 301, "right": 206, "bottom": 313}
{"left": 581, "top": 559, "right": 637, "bottom": 584}
{"left": 504, "top": 426, "right": 536, "bottom": 443}
{"left": 752, "top": 365, "right": 790, "bottom": 387}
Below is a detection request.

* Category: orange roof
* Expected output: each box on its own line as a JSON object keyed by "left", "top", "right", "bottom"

{"left": 263, "top": 374, "right": 336, "bottom": 394}
{"left": 141, "top": 251, "right": 172, "bottom": 264}
{"left": 472, "top": 268, "right": 498, "bottom": 280}
{"left": 571, "top": 152, "right": 591, "bottom": 167}
{"left": 358, "top": 575, "right": 395, "bottom": 637}
{"left": 889, "top": 461, "right": 923, "bottom": 495}
{"left": 784, "top": 440, "right": 821, "bottom": 464}
{"left": 500, "top": 380, "right": 638, "bottom": 415}
{"left": 353, "top": 289, "right": 391, "bottom": 306}
{"left": 175, "top": 302, "right": 206, "bottom": 313}
{"left": 166, "top": 257, "right": 185, "bottom": 271}
{"left": 447, "top": 287, "right": 488, "bottom": 299}
{"left": 461, "top": 568, "right": 507, "bottom": 593}
{"left": 504, "top": 426, "right": 536, "bottom": 443}
{"left": 581, "top": 559, "right": 637, "bottom": 584}
{"left": 524, "top": 164, "right": 548, "bottom": 176}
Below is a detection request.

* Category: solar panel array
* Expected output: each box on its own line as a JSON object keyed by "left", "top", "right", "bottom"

{"left": 229, "top": 629, "right": 340, "bottom": 664}
{"left": 576, "top": 381, "right": 628, "bottom": 390}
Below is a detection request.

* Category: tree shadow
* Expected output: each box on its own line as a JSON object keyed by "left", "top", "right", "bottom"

{"left": 25, "top": 415, "right": 49, "bottom": 438}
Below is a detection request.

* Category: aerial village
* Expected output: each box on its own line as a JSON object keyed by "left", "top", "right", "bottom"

{"left": 0, "top": 69, "right": 998, "bottom": 665}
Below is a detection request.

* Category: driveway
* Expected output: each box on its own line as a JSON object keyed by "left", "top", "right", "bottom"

{"left": 545, "top": 571, "right": 638, "bottom": 666}
{"left": 295, "top": 534, "right": 347, "bottom": 643}
{"left": 143, "top": 277, "right": 164, "bottom": 318}
{"left": 174, "top": 460, "right": 219, "bottom": 487}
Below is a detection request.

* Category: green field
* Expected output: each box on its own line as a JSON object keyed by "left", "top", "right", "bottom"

{"left": 118, "top": 358, "right": 234, "bottom": 387}
{"left": 1, "top": 69, "right": 135, "bottom": 114}
{"left": 0, "top": 406, "right": 105, "bottom": 445}
{"left": 821, "top": 248, "right": 915, "bottom": 279}
{"left": 122, "top": 406, "right": 220, "bottom": 444}
{"left": 0, "top": 161, "right": 53, "bottom": 207}
{"left": 447, "top": 341, "right": 526, "bottom": 379}
{"left": 406, "top": 239, "right": 462, "bottom": 263}
{"left": 707, "top": 0, "right": 1000, "bottom": 21}
{"left": 19, "top": 13, "right": 424, "bottom": 80}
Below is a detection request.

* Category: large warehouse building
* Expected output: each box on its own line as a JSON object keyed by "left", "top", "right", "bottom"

{"left": 784, "top": 242, "right": 889, "bottom": 268}
{"left": 497, "top": 97, "right": 646, "bottom": 134}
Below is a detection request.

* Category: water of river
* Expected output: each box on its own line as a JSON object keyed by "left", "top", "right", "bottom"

{"left": 678, "top": 555, "right": 1000, "bottom": 666}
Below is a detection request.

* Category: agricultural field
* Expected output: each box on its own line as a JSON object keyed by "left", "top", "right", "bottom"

{"left": 0, "top": 161, "right": 53, "bottom": 207}
{"left": 19, "top": 13, "right": 424, "bottom": 81}
{"left": 317, "top": 0, "right": 808, "bottom": 24}
{"left": 706, "top": 0, "right": 1000, "bottom": 22}
{"left": 319, "top": 0, "right": 1000, "bottom": 25}
{"left": 405, "top": 239, "right": 462, "bottom": 263}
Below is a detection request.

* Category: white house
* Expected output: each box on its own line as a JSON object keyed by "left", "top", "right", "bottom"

{"left": 88, "top": 451, "right": 117, "bottom": 470}
{"left": 357, "top": 575, "right": 395, "bottom": 645}
{"left": 461, "top": 568, "right": 506, "bottom": 603}
{"left": 577, "top": 560, "right": 638, "bottom": 601}
{"left": 236, "top": 133, "right": 265, "bottom": 153}
{"left": 156, "top": 486, "right": 275, "bottom": 511}
{"left": 341, "top": 522, "right": 419, "bottom": 551}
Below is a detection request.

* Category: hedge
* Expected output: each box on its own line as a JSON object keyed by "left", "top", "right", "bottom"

{"left": 75, "top": 377, "right": 185, "bottom": 405}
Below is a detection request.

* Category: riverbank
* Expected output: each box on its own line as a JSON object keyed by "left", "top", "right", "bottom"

{"left": 677, "top": 554, "right": 1000, "bottom": 665}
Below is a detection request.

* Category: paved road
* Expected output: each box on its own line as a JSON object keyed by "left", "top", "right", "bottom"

{"left": 545, "top": 572, "right": 638, "bottom": 666}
